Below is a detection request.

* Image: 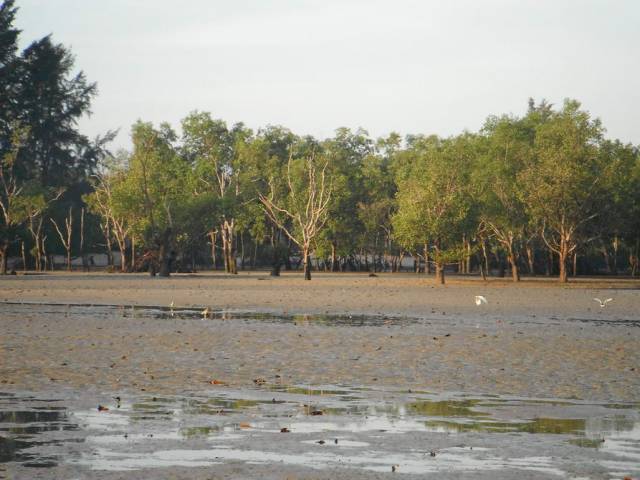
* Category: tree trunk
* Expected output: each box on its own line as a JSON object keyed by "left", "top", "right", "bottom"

{"left": 42, "top": 237, "right": 48, "bottom": 271}
{"left": 572, "top": 252, "right": 577, "bottom": 277}
{"left": 208, "top": 231, "right": 217, "bottom": 269}
{"left": 284, "top": 241, "right": 292, "bottom": 271}
{"left": 423, "top": 243, "right": 430, "bottom": 274}
{"left": 158, "top": 228, "right": 172, "bottom": 277}
{"left": 66, "top": 249, "right": 72, "bottom": 271}
{"left": 526, "top": 244, "right": 535, "bottom": 275}
{"left": 35, "top": 237, "right": 42, "bottom": 272}
{"left": 612, "top": 236, "right": 619, "bottom": 275}
{"left": 434, "top": 241, "right": 445, "bottom": 284}
{"left": 113, "top": 233, "right": 127, "bottom": 273}
{"left": 601, "top": 245, "right": 612, "bottom": 274}
{"left": 303, "top": 246, "right": 311, "bottom": 280}
{"left": 505, "top": 240, "right": 520, "bottom": 282}
{"left": 631, "top": 238, "right": 639, "bottom": 277}
{"left": 240, "top": 232, "right": 245, "bottom": 270}
{"left": 131, "top": 236, "right": 136, "bottom": 272}
{"left": 480, "top": 259, "right": 487, "bottom": 281}
{"left": 558, "top": 241, "right": 568, "bottom": 283}
{"left": 21, "top": 241, "right": 26, "bottom": 272}
{"left": 0, "top": 241, "right": 8, "bottom": 275}
{"left": 481, "top": 240, "right": 489, "bottom": 276}
{"left": 36, "top": 242, "right": 41, "bottom": 272}
{"left": 507, "top": 253, "right": 520, "bottom": 281}
{"left": 497, "top": 251, "right": 506, "bottom": 278}
{"left": 252, "top": 241, "right": 257, "bottom": 269}
{"left": 331, "top": 241, "right": 338, "bottom": 272}
{"left": 559, "top": 256, "right": 568, "bottom": 282}
{"left": 222, "top": 231, "right": 229, "bottom": 272}
{"left": 105, "top": 226, "right": 114, "bottom": 267}
{"left": 119, "top": 243, "right": 126, "bottom": 273}
{"left": 436, "top": 261, "right": 445, "bottom": 284}
{"left": 221, "top": 220, "right": 237, "bottom": 274}
{"left": 270, "top": 243, "right": 281, "bottom": 276}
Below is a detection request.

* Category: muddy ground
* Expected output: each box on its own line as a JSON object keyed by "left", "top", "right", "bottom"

{"left": 0, "top": 272, "right": 639, "bottom": 478}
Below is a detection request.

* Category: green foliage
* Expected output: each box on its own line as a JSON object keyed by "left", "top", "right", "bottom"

{"left": 519, "top": 101, "right": 606, "bottom": 241}
{"left": 85, "top": 99, "right": 636, "bottom": 279}
{"left": 393, "top": 135, "right": 474, "bottom": 258}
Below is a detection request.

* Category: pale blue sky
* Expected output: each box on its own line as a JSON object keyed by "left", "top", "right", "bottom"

{"left": 15, "top": 0, "right": 640, "bottom": 150}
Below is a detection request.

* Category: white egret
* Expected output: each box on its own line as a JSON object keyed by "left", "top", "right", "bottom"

{"left": 593, "top": 298, "right": 613, "bottom": 308}
{"left": 475, "top": 295, "right": 488, "bottom": 306}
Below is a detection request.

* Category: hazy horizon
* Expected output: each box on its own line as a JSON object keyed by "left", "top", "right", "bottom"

{"left": 16, "top": 0, "right": 640, "bottom": 151}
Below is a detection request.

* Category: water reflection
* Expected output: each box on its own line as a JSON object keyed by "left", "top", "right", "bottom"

{"left": 0, "top": 301, "right": 411, "bottom": 327}
{"left": 0, "top": 404, "right": 75, "bottom": 468}
{"left": 1, "top": 388, "right": 639, "bottom": 476}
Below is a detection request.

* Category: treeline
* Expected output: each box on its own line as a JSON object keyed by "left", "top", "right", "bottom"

{"left": 80, "top": 100, "right": 638, "bottom": 283}
{"left": 0, "top": 0, "right": 112, "bottom": 275}
{"left": 1, "top": 1, "right": 639, "bottom": 283}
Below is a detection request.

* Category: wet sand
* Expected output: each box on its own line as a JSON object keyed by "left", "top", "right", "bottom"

{"left": 1, "top": 272, "right": 639, "bottom": 479}
{"left": 0, "top": 272, "right": 638, "bottom": 401}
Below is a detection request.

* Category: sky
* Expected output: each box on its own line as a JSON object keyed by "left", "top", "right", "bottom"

{"left": 14, "top": 0, "right": 640, "bottom": 151}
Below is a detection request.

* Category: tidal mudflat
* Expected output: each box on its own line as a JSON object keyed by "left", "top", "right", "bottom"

{"left": 0, "top": 273, "right": 638, "bottom": 478}
{"left": 1, "top": 385, "right": 639, "bottom": 479}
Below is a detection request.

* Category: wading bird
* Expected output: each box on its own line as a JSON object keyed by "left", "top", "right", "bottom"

{"left": 475, "top": 295, "right": 488, "bottom": 306}
{"left": 593, "top": 298, "right": 613, "bottom": 308}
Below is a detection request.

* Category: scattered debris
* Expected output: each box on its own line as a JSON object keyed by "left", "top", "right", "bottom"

{"left": 253, "top": 377, "right": 267, "bottom": 385}
{"left": 97, "top": 405, "right": 109, "bottom": 412}
{"left": 209, "top": 379, "right": 226, "bottom": 385}
{"left": 280, "top": 427, "right": 290, "bottom": 433}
